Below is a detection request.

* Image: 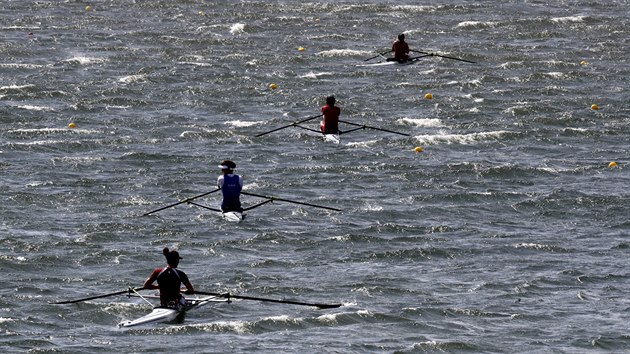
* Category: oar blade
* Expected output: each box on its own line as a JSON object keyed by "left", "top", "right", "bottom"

{"left": 315, "top": 303, "right": 343, "bottom": 309}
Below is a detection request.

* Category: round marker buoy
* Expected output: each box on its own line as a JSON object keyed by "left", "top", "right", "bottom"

{"left": 269, "top": 83, "right": 278, "bottom": 90}
{"left": 591, "top": 104, "right": 599, "bottom": 110}
{"left": 414, "top": 146, "right": 424, "bottom": 153}
{"left": 580, "top": 60, "right": 588, "bottom": 65}
{"left": 424, "top": 93, "right": 433, "bottom": 100}
{"left": 297, "top": 47, "right": 305, "bottom": 52}
{"left": 85, "top": 5, "right": 91, "bottom": 11}
{"left": 608, "top": 161, "right": 617, "bottom": 168}
{"left": 68, "top": 122, "right": 76, "bottom": 129}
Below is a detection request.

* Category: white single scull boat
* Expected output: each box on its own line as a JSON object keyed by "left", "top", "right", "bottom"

{"left": 221, "top": 210, "right": 244, "bottom": 222}
{"left": 356, "top": 59, "right": 421, "bottom": 67}
{"left": 323, "top": 133, "right": 340, "bottom": 144}
{"left": 118, "top": 295, "right": 226, "bottom": 328}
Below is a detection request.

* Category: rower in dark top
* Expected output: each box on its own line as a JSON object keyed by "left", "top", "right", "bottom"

{"left": 320, "top": 96, "right": 341, "bottom": 134}
{"left": 143, "top": 248, "right": 194, "bottom": 308}
{"left": 217, "top": 159, "right": 243, "bottom": 213}
{"left": 390, "top": 33, "right": 410, "bottom": 62}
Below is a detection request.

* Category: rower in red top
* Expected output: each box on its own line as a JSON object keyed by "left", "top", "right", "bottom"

{"left": 143, "top": 248, "right": 194, "bottom": 308}
{"left": 320, "top": 96, "right": 341, "bottom": 134}
{"left": 391, "top": 33, "right": 410, "bottom": 62}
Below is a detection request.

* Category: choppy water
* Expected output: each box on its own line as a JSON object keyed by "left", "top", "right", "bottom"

{"left": 2, "top": 1, "right": 630, "bottom": 353}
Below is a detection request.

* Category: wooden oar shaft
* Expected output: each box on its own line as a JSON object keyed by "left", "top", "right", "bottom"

{"left": 51, "top": 287, "right": 144, "bottom": 304}
{"left": 241, "top": 191, "right": 341, "bottom": 211}
{"left": 194, "top": 291, "right": 342, "bottom": 309}
{"left": 143, "top": 189, "right": 220, "bottom": 216}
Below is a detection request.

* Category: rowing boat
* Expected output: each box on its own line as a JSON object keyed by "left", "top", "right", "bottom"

{"left": 356, "top": 58, "right": 421, "bottom": 67}
{"left": 118, "top": 295, "right": 225, "bottom": 328}
{"left": 222, "top": 210, "right": 244, "bottom": 222}
{"left": 323, "top": 133, "right": 340, "bottom": 144}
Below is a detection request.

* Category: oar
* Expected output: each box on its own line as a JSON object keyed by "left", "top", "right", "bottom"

{"left": 338, "top": 126, "right": 364, "bottom": 135}
{"left": 364, "top": 50, "right": 390, "bottom": 62}
{"left": 243, "top": 199, "right": 273, "bottom": 211}
{"left": 187, "top": 201, "right": 222, "bottom": 213}
{"left": 410, "top": 49, "right": 476, "bottom": 64}
{"left": 50, "top": 287, "right": 144, "bottom": 304}
{"left": 292, "top": 124, "right": 324, "bottom": 134}
{"left": 143, "top": 188, "right": 221, "bottom": 216}
{"left": 256, "top": 114, "right": 322, "bottom": 137}
{"left": 129, "top": 287, "right": 153, "bottom": 307}
{"left": 193, "top": 291, "right": 342, "bottom": 309}
{"left": 338, "top": 119, "right": 410, "bottom": 136}
{"left": 241, "top": 191, "right": 341, "bottom": 212}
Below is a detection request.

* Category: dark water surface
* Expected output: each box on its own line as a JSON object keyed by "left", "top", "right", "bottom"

{"left": 2, "top": 1, "right": 630, "bottom": 353}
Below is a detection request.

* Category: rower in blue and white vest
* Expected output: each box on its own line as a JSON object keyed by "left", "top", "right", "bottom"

{"left": 217, "top": 159, "right": 243, "bottom": 212}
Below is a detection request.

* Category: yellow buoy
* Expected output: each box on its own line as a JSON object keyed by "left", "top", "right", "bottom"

{"left": 297, "top": 47, "right": 305, "bottom": 52}
{"left": 580, "top": 60, "right": 588, "bottom": 65}
{"left": 414, "top": 146, "right": 424, "bottom": 153}
{"left": 424, "top": 93, "right": 433, "bottom": 100}
{"left": 85, "top": 5, "right": 91, "bottom": 11}
{"left": 269, "top": 83, "right": 278, "bottom": 90}
{"left": 608, "top": 161, "right": 618, "bottom": 168}
{"left": 591, "top": 104, "right": 599, "bottom": 110}
{"left": 68, "top": 122, "right": 76, "bottom": 129}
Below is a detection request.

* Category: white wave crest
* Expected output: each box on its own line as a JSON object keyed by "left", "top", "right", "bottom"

{"left": 398, "top": 117, "right": 444, "bottom": 128}
{"left": 17, "top": 105, "right": 53, "bottom": 111}
{"left": 316, "top": 49, "right": 368, "bottom": 57}
{"left": 230, "top": 23, "right": 246, "bottom": 35}
{"left": 551, "top": 15, "right": 586, "bottom": 23}
{"left": 413, "top": 130, "right": 511, "bottom": 145}
{"left": 298, "top": 71, "right": 334, "bottom": 79}
{"left": 456, "top": 21, "right": 498, "bottom": 28}
{"left": 119, "top": 74, "right": 147, "bottom": 83}
{"left": 224, "top": 120, "right": 262, "bottom": 127}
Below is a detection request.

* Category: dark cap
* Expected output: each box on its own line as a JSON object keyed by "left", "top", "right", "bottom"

{"left": 398, "top": 33, "right": 405, "bottom": 41}
{"left": 163, "top": 247, "right": 183, "bottom": 265}
{"left": 218, "top": 160, "right": 236, "bottom": 170}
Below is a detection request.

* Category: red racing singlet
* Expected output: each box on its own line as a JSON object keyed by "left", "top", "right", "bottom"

{"left": 321, "top": 105, "right": 340, "bottom": 134}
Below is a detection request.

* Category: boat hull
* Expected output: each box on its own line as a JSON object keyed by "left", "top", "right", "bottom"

{"left": 323, "top": 134, "right": 340, "bottom": 144}
{"left": 222, "top": 211, "right": 244, "bottom": 222}
{"left": 118, "top": 307, "right": 180, "bottom": 327}
{"left": 118, "top": 295, "right": 224, "bottom": 328}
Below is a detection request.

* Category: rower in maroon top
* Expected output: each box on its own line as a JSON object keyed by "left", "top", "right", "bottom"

{"left": 391, "top": 33, "right": 410, "bottom": 62}
{"left": 320, "top": 96, "right": 341, "bottom": 134}
{"left": 143, "top": 248, "right": 194, "bottom": 308}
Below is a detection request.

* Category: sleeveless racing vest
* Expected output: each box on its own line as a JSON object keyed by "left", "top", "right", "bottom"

{"left": 156, "top": 267, "right": 182, "bottom": 306}
{"left": 221, "top": 174, "right": 242, "bottom": 211}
